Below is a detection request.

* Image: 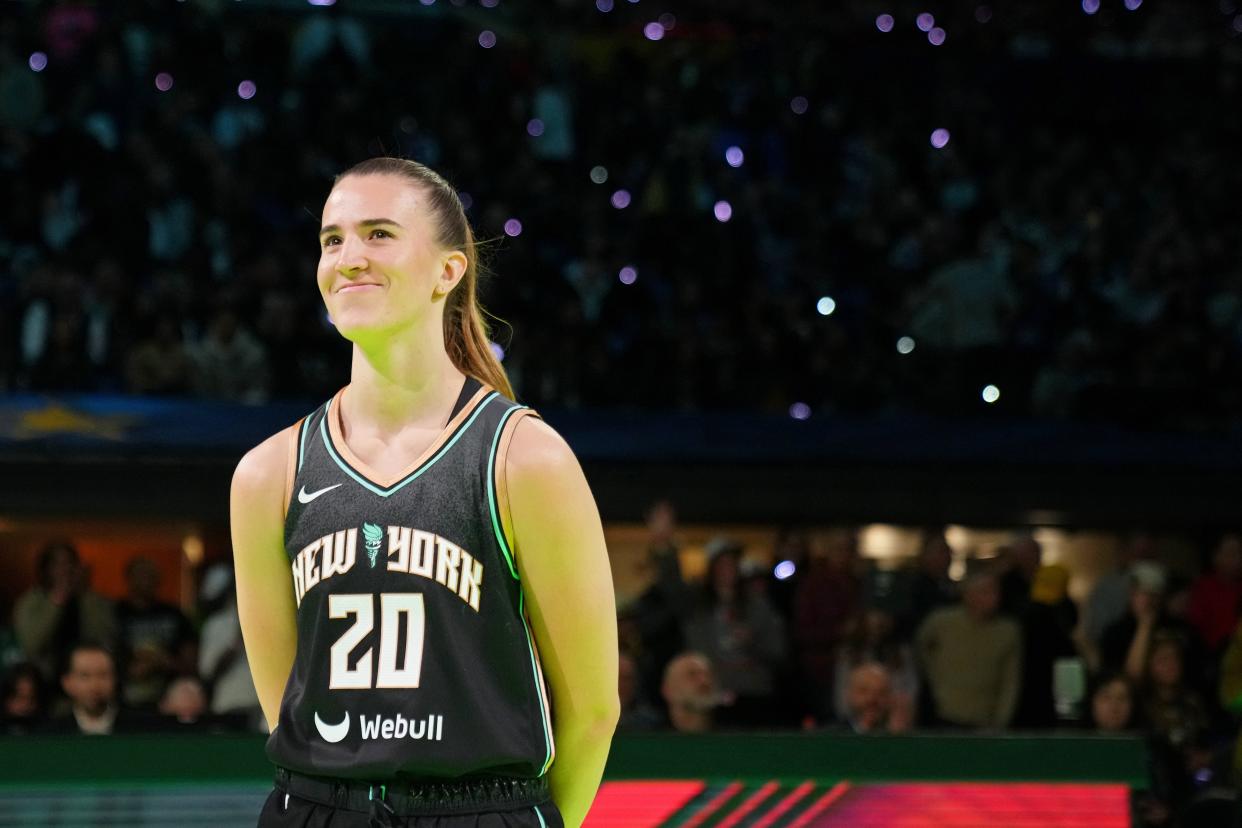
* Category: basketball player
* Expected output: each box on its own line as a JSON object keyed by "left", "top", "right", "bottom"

{"left": 230, "top": 158, "right": 620, "bottom": 827}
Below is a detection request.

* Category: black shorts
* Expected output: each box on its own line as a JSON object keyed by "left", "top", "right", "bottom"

{"left": 258, "top": 768, "right": 565, "bottom": 828}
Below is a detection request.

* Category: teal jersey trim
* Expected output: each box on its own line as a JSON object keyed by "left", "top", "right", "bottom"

{"left": 297, "top": 411, "right": 313, "bottom": 473}
{"left": 533, "top": 805, "right": 548, "bottom": 828}
{"left": 317, "top": 392, "right": 500, "bottom": 498}
{"left": 486, "top": 404, "right": 528, "bottom": 581}
{"left": 519, "top": 589, "right": 556, "bottom": 777}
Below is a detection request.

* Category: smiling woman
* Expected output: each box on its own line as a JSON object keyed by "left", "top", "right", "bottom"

{"left": 229, "top": 158, "right": 620, "bottom": 828}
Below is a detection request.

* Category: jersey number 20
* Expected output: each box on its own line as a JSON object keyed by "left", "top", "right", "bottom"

{"left": 328, "top": 593, "right": 425, "bottom": 690}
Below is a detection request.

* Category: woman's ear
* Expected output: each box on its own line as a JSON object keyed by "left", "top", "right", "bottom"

{"left": 434, "top": 251, "right": 468, "bottom": 298}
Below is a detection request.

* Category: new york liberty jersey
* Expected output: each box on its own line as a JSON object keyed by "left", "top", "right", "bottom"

{"left": 266, "top": 378, "right": 556, "bottom": 781}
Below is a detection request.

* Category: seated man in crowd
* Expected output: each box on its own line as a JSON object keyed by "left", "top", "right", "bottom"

{"left": 916, "top": 569, "right": 1021, "bottom": 729}
{"left": 116, "top": 556, "right": 197, "bottom": 708}
{"left": 48, "top": 644, "right": 129, "bottom": 735}
{"left": 838, "top": 662, "right": 913, "bottom": 734}
{"left": 661, "top": 651, "right": 725, "bottom": 733}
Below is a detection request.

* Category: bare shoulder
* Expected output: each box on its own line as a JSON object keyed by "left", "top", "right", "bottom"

{"left": 506, "top": 415, "right": 582, "bottom": 484}
{"left": 232, "top": 426, "right": 295, "bottom": 498}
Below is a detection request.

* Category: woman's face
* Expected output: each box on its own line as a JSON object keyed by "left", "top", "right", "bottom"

{"left": 1148, "top": 643, "right": 1183, "bottom": 688}
{"left": 316, "top": 174, "right": 465, "bottom": 342}
{"left": 1092, "top": 679, "right": 1133, "bottom": 732}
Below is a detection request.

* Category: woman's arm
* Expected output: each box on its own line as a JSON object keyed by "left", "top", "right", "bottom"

{"left": 504, "top": 415, "right": 620, "bottom": 828}
{"left": 229, "top": 427, "right": 299, "bottom": 731}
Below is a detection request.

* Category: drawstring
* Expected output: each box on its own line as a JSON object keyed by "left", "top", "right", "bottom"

{"left": 368, "top": 784, "right": 394, "bottom": 827}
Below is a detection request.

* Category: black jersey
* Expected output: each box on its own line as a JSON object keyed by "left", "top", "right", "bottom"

{"left": 265, "top": 377, "right": 556, "bottom": 782}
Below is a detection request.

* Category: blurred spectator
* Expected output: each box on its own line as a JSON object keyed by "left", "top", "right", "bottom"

{"left": 837, "top": 662, "right": 914, "bottom": 735}
{"left": 1186, "top": 533, "right": 1242, "bottom": 658}
{"left": 916, "top": 570, "right": 1021, "bottom": 729}
{"left": 197, "top": 564, "right": 261, "bottom": 724}
{"left": 833, "top": 607, "right": 918, "bottom": 725}
{"left": 0, "top": 662, "right": 47, "bottom": 735}
{"left": 999, "top": 535, "right": 1043, "bottom": 618}
{"left": 1089, "top": 673, "right": 1138, "bottom": 734}
{"left": 115, "top": 556, "right": 197, "bottom": 708}
{"left": 124, "top": 315, "right": 194, "bottom": 395}
{"left": 660, "top": 651, "right": 723, "bottom": 734}
{"left": 188, "top": 307, "right": 270, "bottom": 404}
{"left": 158, "top": 676, "right": 209, "bottom": 725}
{"left": 1014, "top": 564, "right": 1080, "bottom": 728}
{"left": 625, "top": 500, "right": 691, "bottom": 712}
{"left": 903, "top": 529, "right": 959, "bottom": 637}
{"left": 1099, "top": 563, "right": 1205, "bottom": 689}
{"left": 1142, "top": 635, "right": 1210, "bottom": 752}
{"left": 1086, "top": 533, "right": 1157, "bottom": 651}
{"left": 767, "top": 528, "right": 810, "bottom": 623}
{"left": 793, "top": 529, "right": 861, "bottom": 720}
{"left": 617, "top": 651, "right": 662, "bottom": 731}
{"left": 48, "top": 644, "right": 127, "bottom": 735}
{"left": 14, "top": 541, "right": 117, "bottom": 680}
{"left": 684, "top": 537, "right": 787, "bottom": 727}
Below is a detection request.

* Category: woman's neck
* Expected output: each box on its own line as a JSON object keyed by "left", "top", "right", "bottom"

{"left": 346, "top": 320, "right": 465, "bottom": 437}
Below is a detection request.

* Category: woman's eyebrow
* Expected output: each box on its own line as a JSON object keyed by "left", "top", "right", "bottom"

{"left": 318, "top": 218, "right": 404, "bottom": 238}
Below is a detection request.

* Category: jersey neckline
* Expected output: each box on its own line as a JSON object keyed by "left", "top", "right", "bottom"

{"left": 320, "top": 382, "right": 498, "bottom": 495}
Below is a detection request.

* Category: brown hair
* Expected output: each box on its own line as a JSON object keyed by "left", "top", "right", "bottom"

{"left": 333, "top": 157, "right": 515, "bottom": 400}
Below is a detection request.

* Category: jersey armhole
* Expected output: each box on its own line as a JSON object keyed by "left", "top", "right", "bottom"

{"left": 282, "top": 418, "right": 305, "bottom": 520}
{"left": 493, "top": 407, "right": 540, "bottom": 578}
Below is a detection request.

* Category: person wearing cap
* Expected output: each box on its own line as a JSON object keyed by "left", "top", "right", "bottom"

{"left": 1098, "top": 562, "right": 1189, "bottom": 685}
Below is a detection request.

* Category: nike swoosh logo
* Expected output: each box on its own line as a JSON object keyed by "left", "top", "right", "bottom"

{"left": 298, "top": 483, "right": 342, "bottom": 504}
{"left": 314, "top": 711, "right": 350, "bottom": 743}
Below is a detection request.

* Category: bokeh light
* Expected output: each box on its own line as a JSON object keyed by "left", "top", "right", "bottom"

{"left": 489, "top": 341, "right": 505, "bottom": 361}
{"left": 237, "top": 80, "right": 257, "bottom": 100}
{"left": 1124, "top": 0, "right": 1142, "bottom": 8}
{"left": 789, "top": 402, "right": 812, "bottom": 420}
{"left": 478, "top": 30, "right": 497, "bottom": 48}
{"left": 725, "top": 146, "right": 744, "bottom": 167}
{"left": 917, "top": 12, "right": 935, "bottom": 31}
{"left": 596, "top": 0, "right": 613, "bottom": 10}
{"left": 1082, "top": 0, "right": 1100, "bottom": 14}
{"left": 816, "top": 296, "right": 836, "bottom": 316}
{"left": 929, "top": 27, "right": 946, "bottom": 45}
{"left": 713, "top": 200, "right": 733, "bottom": 222}
{"left": 774, "top": 560, "right": 797, "bottom": 580}
{"left": 480, "top": 0, "right": 499, "bottom": 7}
{"left": 790, "top": 96, "right": 809, "bottom": 115}
{"left": 610, "top": 189, "right": 632, "bottom": 209}
{"left": 28, "top": 52, "right": 48, "bottom": 72}
{"left": 659, "top": 13, "right": 676, "bottom": 30}
{"left": 897, "top": 336, "right": 916, "bottom": 354}
{"left": 589, "top": 165, "right": 609, "bottom": 184}
{"left": 155, "top": 72, "right": 174, "bottom": 92}
{"left": 982, "top": 384, "right": 1001, "bottom": 403}
{"left": 618, "top": 266, "right": 638, "bottom": 285}
{"left": 930, "top": 128, "right": 951, "bottom": 148}
{"left": 526, "top": 118, "right": 545, "bottom": 137}
{"left": 419, "top": 0, "right": 436, "bottom": 5}
{"left": 503, "top": 218, "right": 522, "bottom": 237}
{"left": 643, "top": 22, "right": 665, "bottom": 41}
{"left": 307, "top": 0, "right": 336, "bottom": 6}
{"left": 876, "top": 14, "right": 895, "bottom": 32}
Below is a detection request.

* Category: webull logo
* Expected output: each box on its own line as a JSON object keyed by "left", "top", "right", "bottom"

{"left": 314, "top": 711, "right": 444, "bottom": 742}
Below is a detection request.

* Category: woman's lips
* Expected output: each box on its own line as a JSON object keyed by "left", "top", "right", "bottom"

{"left": 338, "top": 284, "right": 382, "bottom": 293}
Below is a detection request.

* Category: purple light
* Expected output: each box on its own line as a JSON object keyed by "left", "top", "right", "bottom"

{"left": 526, "top": 118, "right": 545, "bottom": 137}
{"left": 610, "top": 189, "right": 632, "bottom": 209}
{"left": 28, "top": 52, "right": 47, "bottom": 72}
{"left": 1124, "top": 0, "right": 1142, "bottom": 8}
{"left": 876, "top": 14, "right": 895, "bottom": 32}
{"left": 1082, "top": 0, "right": 1099, "bottom": 14}
{"left": 928, "top": 26, "right": 946, "bottom": 45}
{"left": 643, "top": 22, "right": 665, "bottom": 41}
{"left": 459, "top": 192, "right": 473, "bottom": 210}
{"left": 489, "top": 341, "right": 505, "bottom": 361}
{"left": 659, "top": 12, "right": 676, "bottom": 30}
{"left": 725, "top": 146, "right": 744, "bottom": 167}
{"left": 307, "top": 0, "right": 336, "bottom": 5}
{"left": 237, "top": 80, "right": 257, "bottom": 100}
{"left": 480, "top": 0, "right": 499, "bottom": 6}
{"left": 596, "top": 0, "right": 613, "bottom": 10}
{"left": 618, "top": 266, "right": 638, "bottom": 285}
{"left": 789, "top": 402, "right": 811, "bottom": 420}
{"left": 975, "top": 5, "right": 993, "bottom": 22}
{"left": 154, "top": 72, "right": 174, "bottom": 92}
{"left": 930, "top": 128, "right": 951, "bottom": 148}
{"left": 916, "top": 12, "right": 935, "bottom": 31}
{"left": 419, "top": 0, "right": 436, "bottom": 4}
{"left": 713, "top": 200, "right": 733, "bottom": 222}
{"left": 478, "top": 30, "right": 497, "bottom": 48}
{"left": 503, "top": 218, "right": 522, "bottom": 237}
{"left": 790, "top": 96, "right": 809, "bottom": 115}
{"left": 774, "top": 560, "right": 796, "bottom": 580}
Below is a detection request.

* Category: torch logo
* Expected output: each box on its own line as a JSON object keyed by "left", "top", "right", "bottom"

{"left": 363, "top": 522, "right": 383, "bottom": 568}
